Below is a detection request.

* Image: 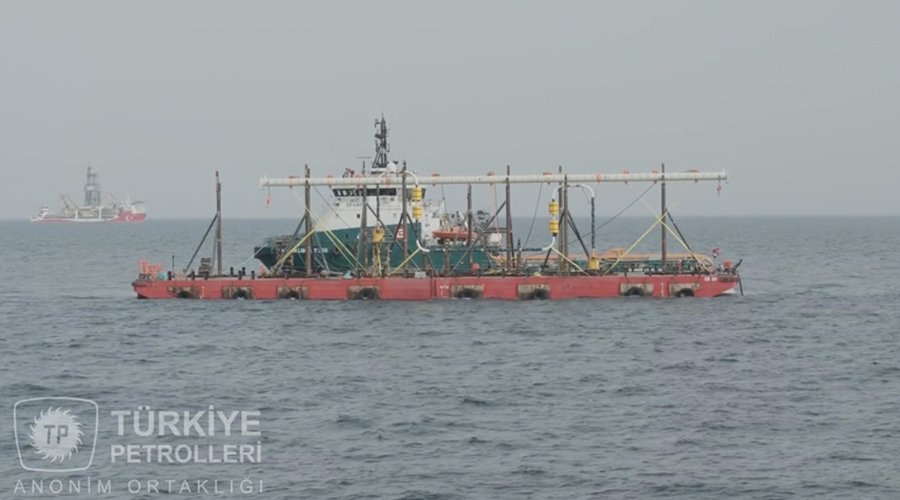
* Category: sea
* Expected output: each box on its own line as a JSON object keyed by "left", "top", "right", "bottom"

{"left": 1, "top": 216, "right": 899, "bottom": 499}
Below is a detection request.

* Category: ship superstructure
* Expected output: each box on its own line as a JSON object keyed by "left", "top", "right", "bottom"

{"left": 31, "top": 167, "right": 147, "bottom": 223}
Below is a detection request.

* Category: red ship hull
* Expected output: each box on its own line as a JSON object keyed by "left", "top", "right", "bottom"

{"left": 133, "top": 274, "right": 739, "bottom": 300}
{"left": 108, "top": 211, "right": 147, "bottom": 223}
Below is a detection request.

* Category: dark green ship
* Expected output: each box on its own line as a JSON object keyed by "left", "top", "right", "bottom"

{"left": 255, "top": 118, "right": 503, "bottom": 276}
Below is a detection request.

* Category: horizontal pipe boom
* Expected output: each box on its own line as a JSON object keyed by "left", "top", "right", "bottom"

{"left": 259, "top": 171, "right": 727, "bottom": 188}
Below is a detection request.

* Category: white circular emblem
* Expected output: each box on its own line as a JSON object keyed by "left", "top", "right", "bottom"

{"left": 28, "top": 407, "right": 83, "bottom": 462}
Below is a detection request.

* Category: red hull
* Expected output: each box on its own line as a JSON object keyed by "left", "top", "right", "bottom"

{"left": 109, "top": 211, "right": 147, "bottom": 223}
{"left": 133, "top": 274, "right": 739, "bottom": 300}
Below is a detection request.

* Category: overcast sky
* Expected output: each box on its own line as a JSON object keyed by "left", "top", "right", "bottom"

{"left": 2, "top": 1, "right": 898, "bottom": 219}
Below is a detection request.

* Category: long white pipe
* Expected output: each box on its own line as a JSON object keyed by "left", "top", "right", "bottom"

{"left": 259, "top": 171, "right": 727, "bottom": 188}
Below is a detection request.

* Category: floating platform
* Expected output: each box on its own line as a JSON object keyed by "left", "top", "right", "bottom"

{"left": 31, "top": 167, "right": 148, "bottom": 223}
{"left": 132, "top": 273, "right": 740, "bottom": 300}
{"left": 131, "top": 120, "right": 741, "bottom": 300}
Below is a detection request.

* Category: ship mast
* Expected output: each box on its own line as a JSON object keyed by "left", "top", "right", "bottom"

{"left": 660, "top": 163, "right": 667, "bottom": 272}
{"left": 372, "top": 116, "right": 389, "bottom": 171}
{"left": 215, "top": 171, "right": 223, "bottom": 276}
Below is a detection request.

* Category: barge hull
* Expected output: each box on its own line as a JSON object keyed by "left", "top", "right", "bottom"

{"left": 132, "top": 274, "right": 738, "bottom": 300}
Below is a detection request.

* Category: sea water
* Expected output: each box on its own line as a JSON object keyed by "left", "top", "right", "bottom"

{"left": 1, "top": 217, "right": 899, "bottom": 499}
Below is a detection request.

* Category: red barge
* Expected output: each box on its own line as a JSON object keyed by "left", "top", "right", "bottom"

{"left": 133, "top": 273, "right": 739, "bottom": 300}
{"left": 133, "top": 119, "right": 740, "bottom": 300}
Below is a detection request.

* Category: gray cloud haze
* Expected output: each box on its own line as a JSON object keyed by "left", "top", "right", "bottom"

{"left": 2, "top": 1, "right": 898, "bottom": 219}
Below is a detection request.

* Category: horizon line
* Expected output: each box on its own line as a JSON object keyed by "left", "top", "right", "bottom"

{"left": 3, "top": 213, "right": 900, "bottom": 221}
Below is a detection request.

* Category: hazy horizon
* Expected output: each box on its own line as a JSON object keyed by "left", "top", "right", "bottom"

{"left": 3, "top": 1, "right": 898, "bottom": 219}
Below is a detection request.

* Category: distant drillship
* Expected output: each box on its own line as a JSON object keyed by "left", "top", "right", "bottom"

{"left": 30, "top": 167, "right": 147, "bottom": 223}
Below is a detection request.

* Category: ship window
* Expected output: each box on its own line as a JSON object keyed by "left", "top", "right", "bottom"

{"left": 334, "top": 187, "right": 399, "bottom": 197}
{"left": 362, "top": 188, "right": 398, "bottom": 197}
